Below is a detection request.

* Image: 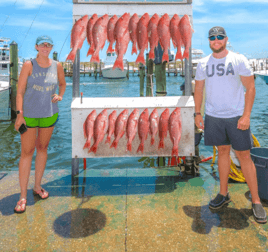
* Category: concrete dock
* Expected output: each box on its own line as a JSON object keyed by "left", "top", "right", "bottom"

{"left": 0, "top": 162, "right": 267, "bottom": 251}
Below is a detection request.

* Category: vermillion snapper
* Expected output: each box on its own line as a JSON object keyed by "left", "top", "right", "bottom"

{"left": 168, "top": 108, "right": 182, "bottom": 157}
{"left": 170, "top": 14, "right": 183, "bottom": 60}
{"left": 147, "top": 13, "right": 160, "bottom": 60}
{"left": 137, "top": 108, "right": 150, "bottom": 153}
{"left": 128, "top": 13, "right": 139, "bottom": 55}
{"left": 105, "top": 110, "right": 117, "bottom": 144}
{"left": 179, "top": 14, "right": 193, "bottom": 60}
{"left": 83, "top": 110, "right": 97, "bottom": 151}
{"left": 86, "top": 14, "right": 98, "bottom": 56}
{"left": 158, "top": 108, "right": 170, "bottom": 149}
{"left": 149, "top": 108, "right": 159, "bottom": 146}
{"left": 126, "top": 109, "right": 139, "bottom": 152}
{"left": 107, "top": 15, "right": 118, "bottom": 54}
{"left": 136, "top": 13, "right": 150, "bottom": 65}
{"left": 157, "top": 13, "right": 170, "bottom": 63}
{"left": 113, "top": 13, "right": 130, "bottom": 71}
{"left": 90, "top": 14, "right": 109, "bottom": 63}
{"left": 66, "top": 15, "right": 88, "bottom": 62}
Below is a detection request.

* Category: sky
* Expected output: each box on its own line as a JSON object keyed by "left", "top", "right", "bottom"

{"left": 0, "top": 0, "right": 268, "bottom": 62}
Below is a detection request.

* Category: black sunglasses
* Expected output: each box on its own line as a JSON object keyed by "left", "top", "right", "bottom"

{"left": 209, "top": 35, "right": 225, "bottom": 41}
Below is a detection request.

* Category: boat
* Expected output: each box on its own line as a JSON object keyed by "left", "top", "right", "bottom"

{"left": 191, "top": 48, "right": 204, "bottom": 77}
{"left": 252, "top": 59, "right": 268, "bottom": 84}
{"left": 101, "top": 51, "right": 128, "bottom": 79}
{"left": 254, "top": 70, "right": 268, "bottom": 84}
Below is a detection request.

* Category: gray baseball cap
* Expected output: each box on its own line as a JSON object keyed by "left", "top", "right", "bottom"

{"left": 208, "top": 26, "right": 227, "bottom": 38}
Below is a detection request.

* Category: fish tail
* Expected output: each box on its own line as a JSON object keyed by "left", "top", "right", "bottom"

{"left": 158, "top": 140, "right": 165, "bottom": 149}
{"left": 66, "top": 49, "right": 76, "bottom": 62}
{"left": 162, "top": 53, "right": 169, "bottom": 63}
{"left": 137, "top": 143, "right": 144, "bottom": 153}
{"left": 135, "top": 53, "right": 145, "bottom": 65}
{"left": 131, "top": 43, "right": 137, "bottom": 55}
{"left": 83, "top": 141, "right": 91, "bottom": 150}
{"left": 107, "top": 43, "right": 114, "bottom": 54}
{"left": 175, "top": 49, "right": 183, "bottom": 60}
{"left": 148, "top": 49, "right": 155, "bottom": 60}
{"left": 171, "top": 147, "right": 179, "bottom": 157}
{"left": 90, "top": 52, "right": 100, "bottom": 63}
{"left": 127, "top": 142, "right": 132, "bottom": 152}
{"left": 87, "top": 47, "right": 95, "bottom": 56}
{"left": 110, "top": 139, "right": 118, "bottom": 149}
{"left": 89, "top": 143, "right": 98, "bottom": 154}
{"left": 105, "top": 136, "right": 111, "bottom": 144}
{"left": 113, "top": 57, "right": 124, "bottom": 71}
{"left": 150, "top": 137, "right": 155, "bottom": 146}
{"left": 182, "top": 49, "right": 189, "bottom": 60}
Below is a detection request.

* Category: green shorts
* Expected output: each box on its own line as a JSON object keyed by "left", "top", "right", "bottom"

{"left": 24, "top": 113, "right": 59, "bottom": 128}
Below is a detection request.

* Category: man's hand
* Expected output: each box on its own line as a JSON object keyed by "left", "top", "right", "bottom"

{"left": 237, "top": 115, "right": 250, "bottom": 130}
{"left": 195, "top": 115, "right": 204, "bottom": 130}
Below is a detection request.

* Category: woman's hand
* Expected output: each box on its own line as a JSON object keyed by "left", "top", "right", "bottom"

{"left": 51, "top": 94, "right": 62, "bottom": 103}
{"left": 14, "top": 115, "right": 26, "bottom": 131}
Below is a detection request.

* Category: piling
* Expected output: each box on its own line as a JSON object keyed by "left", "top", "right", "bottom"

{"left": 139, "top": 63, "right": 145, "bottom": 97}
{"left": 94, "top": 63, "right": 98, "bottom": 79}
{"left": 99, "top": 61, "right": 102, "bottom": 77}
{"left": 146, "top": 54, "right": 154, "bottom": 97}
{"left": 126, "top": 61, "right": 129, "bottom": 79}
{"left": 10, "top": 41, "right": 18, "bottom": 120}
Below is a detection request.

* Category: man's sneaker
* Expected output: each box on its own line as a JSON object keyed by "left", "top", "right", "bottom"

{"left": 252, "top": 203, "right": 267, "bottom": 224}
{"left": 209, "top": 192, "right": 231, "bottom": 210}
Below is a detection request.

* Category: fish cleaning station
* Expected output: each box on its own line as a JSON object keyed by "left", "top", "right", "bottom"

{"left": 1, "top": 0, "right": 268, "bottom": 251}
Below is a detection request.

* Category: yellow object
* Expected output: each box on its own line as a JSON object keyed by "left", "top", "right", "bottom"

{"left": 211, "top": 134, "right": 260, "bottom": 182}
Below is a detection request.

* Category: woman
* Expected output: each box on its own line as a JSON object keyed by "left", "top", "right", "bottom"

{"left": 14, "top": 35, "right": 66, "bottom": 213}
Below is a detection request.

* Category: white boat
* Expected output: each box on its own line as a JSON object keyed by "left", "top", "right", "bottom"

{"left": 191, "top": 48, "right": 204, "bottom": 77}
{"left": 252, "top": 59, "right": 268, "bottom": 84}
{"left": 102, "top": 51, "right": 128, "bottom": 79}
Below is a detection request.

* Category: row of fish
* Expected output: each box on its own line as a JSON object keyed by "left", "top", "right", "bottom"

{"left": 83, "top": 108, "right": 182, "bottom": 157}
{"left": 66, "top": 13, "right": 193, "bottom": 71}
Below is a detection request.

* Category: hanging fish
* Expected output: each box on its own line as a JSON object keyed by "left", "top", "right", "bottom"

{"left": 86, "top": 14, "right": 98, "bottom": 56}
{"left": 157, "top": 13, "right": 171, "bottom": 63}
{"left": 137, "top": 108, "right": 150, "bottom": 153}
{"left": 170, "top": 14, "right": 183, "bottom": 60}
{"left": 66, "top": 15, "right": 88, "bottom": 62}
{"left": 113, "top": 13, "right": 130, "bottom": 71}
{"left": 107, "top": 15, "right": 118, "bottom": 54}
{"left": 179, "top": 14, "right": 194, "bottom": 60}
{"left": 136, "top": 13, "right": 150, "bottom": 65}
{"left": 129, "top": 13, "right": 139, "bottom": 55}
{"left": 147, "top": 13, "right": 160, "bottom": 60}
{"left": 90, "top": 14, "right": 109, "bottom": 63}
{"left": 126, "top": 109, "right": 139, "bottom": 152}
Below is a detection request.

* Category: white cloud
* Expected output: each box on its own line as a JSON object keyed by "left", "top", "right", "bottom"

{"left": 0, "top": 0, "right": 50, "bottom": 9}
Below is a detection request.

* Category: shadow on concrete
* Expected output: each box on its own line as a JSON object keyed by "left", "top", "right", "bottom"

{"left": 53, "top": 208, "right": 107, "bottom": 238}
{"left": 0, "top": 170, "right": 189, "bottom": 216}
{"left": 0, "top": 172, "right": 8, "bottom": 181}
{"left": 183, "top": 205, "right": 252, "bottom": 234}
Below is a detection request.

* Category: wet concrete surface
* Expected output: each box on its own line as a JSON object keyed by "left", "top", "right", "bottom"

{"left": 0, "top": 163, "right": 268, "bottom": 251}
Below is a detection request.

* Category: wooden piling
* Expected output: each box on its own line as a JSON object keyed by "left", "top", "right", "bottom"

{"left": 146, "top": 54, "right": 154, "bottom": 97}
{"left": 99, "top": 61, "right": 102, "bottom": 77}
{"left": 94, "top": 63, "right": 97, "bottom": 79}
{"left": 155, "top": 61, "right": 167, "bottom": 97}
{"left": 126, "top": 61, "right": 129, "bottom": 79}
{"left": 139, "top": 63, "right": 145, "bottom": 97}
{"left": 10, "top": 41, "right": 18, "bottom": 120}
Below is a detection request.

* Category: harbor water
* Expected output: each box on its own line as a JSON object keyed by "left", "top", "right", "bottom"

{"left": 0, "top": 74, "right": 267, "bottom": 172}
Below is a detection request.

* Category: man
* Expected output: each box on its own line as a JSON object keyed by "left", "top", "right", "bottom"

{"left": 194, "top": 26, "right": 267, "bottom": 224}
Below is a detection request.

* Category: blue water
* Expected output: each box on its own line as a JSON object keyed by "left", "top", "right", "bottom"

{"left": 0, "top": 75, "right": 267, "bottom": 171}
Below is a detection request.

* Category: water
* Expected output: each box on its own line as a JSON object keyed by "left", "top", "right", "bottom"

{"left": 0, "top": 75, "right": 267, "bottom": 171}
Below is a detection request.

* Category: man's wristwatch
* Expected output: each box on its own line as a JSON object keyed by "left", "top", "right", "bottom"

{"left": 16, "top": 110, "right": 23, "bottom": 115}
{"left": 194, "top": 112, "right": 201, "bottom": 117}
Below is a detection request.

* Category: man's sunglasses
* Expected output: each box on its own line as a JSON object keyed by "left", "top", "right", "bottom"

{"left": 38, "top": 43, "right": 53, "bottom": 48}
{"left": 209, "top": 35, "right": 225, "bottom": 41}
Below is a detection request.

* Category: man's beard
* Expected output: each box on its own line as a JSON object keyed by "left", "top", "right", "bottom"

{"left": 210, "top": 41, "right": 227, "bottom": 53}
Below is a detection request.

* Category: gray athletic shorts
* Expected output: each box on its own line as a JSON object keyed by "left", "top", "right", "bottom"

{"left": 204, "top": 114, "right": 253, "bottom": 151}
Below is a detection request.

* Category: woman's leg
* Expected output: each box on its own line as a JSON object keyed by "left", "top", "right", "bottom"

{"left": 34, "top": 126, "right": 54, "bottom": 191}
{"left": 19, "top": 128, "right": 37, "bottom": 199}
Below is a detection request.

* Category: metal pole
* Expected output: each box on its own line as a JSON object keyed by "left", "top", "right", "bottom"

{"left": 72, "top": 49, "right": 80, "bottom": 176}
{"left": 72, "top": 49, "right": 80, "bottom": 98}
{"left": 184, "top": 51, "right": 192, "bottom": 95}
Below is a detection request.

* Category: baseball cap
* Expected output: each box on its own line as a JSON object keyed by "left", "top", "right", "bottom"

{"left": 208, "top": 26, "right": 227, "bottom": 38}
{"left": 36, "top": 35, "right": 54, "bottom": 45}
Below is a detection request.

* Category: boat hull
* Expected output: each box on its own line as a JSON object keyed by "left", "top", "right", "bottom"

{"left": 255, "top": 73, "right": 268, "bottom": 84}
{"left": 102, "top": 67, "right": 127, "bottom": 79}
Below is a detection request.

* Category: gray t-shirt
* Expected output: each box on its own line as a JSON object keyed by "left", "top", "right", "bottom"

{"left": 23, "top": 59, "right": 59, "bottom": 118}
{"left": 195, "top": 51, "right": 253, "bottom": 118}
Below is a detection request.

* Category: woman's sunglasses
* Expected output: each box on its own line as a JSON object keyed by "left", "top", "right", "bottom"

{"left": 209, "top": 35, "right": 225, "bottom": 41}
{"left": 38, "top": 43, "right": 53, "bottom": 48}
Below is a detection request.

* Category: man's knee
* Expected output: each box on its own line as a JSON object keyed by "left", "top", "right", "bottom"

{"left": 218, "top": 145, "right": 231, "bottom": 155}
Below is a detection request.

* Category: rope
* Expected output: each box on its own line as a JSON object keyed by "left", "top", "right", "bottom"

{"left": 211, "top": 134, "right": 260, "bottom": 182}
{"left": 19, "top": 0, "right": 45, "bottom": 51}
{"left": 58, "top": 29, "right": 72, "bottom": 61}
{"left": 0, "top": 0, "right": 17, "bottom": 34}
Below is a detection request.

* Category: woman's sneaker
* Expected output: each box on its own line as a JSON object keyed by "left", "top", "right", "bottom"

{"left": 252, "top": 203, "right": 267, "bottom": 224}
{"left": 209, "top": 192, "right": 231, "bottom": 210}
